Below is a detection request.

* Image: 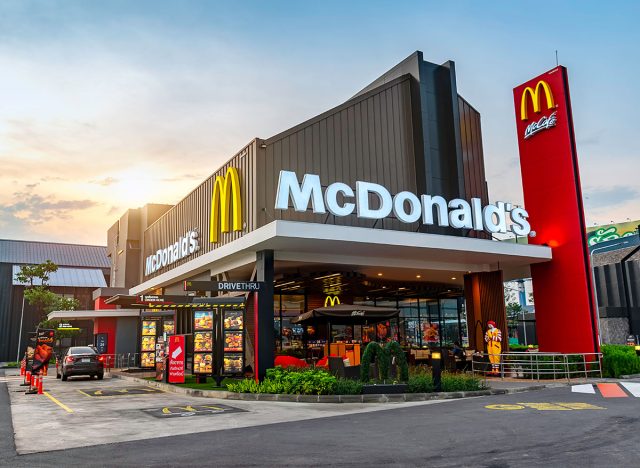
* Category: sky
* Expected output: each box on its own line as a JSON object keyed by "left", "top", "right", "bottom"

{"left": 0, "top": 0, "right": 638, "bottom": 246}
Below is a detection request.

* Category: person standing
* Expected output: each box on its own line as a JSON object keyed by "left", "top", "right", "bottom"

{"left": 484, "top": 321, "right": 502, "bottom": 375}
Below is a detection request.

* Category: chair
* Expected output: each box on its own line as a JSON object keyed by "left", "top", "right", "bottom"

{"left": 329, "top": 357, "right": 361, "bottom": 380}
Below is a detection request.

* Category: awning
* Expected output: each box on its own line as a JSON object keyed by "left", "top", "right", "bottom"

{"left": 47, "top": 309, "right": 141, "bottom": 321}
{"left": 291, "top": 304, "right": 399, "bottom": 324}
{"left": 13, "top": 266, "right": 107, "bottom": 288}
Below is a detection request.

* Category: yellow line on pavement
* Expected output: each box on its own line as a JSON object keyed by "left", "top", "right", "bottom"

{"left": 43, "top": 392, "right": 74, "bottom": 413}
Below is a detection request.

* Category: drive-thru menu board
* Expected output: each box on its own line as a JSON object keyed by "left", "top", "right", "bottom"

{"left": 141, "top": 319, "right": 159, "bottom": 368}
{"left": 193, "top": 311, "right": 214, "bottom": 374}
{"left": 223, "top": 310, "right": 244, "bottom": 374}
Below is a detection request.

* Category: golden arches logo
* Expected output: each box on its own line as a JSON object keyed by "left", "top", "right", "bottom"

{"left": 324, "top": 296, "right": 341, "bottom": 307}
{"left": 210, "top": 167, "right": 242, "bottom": 243}
{"left": 520, "top": 80, "right": 555, "bottom": 120}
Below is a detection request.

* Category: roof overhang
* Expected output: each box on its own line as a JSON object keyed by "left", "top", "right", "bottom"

{"left": 47, "top": 309, "right": 141, "bottom": 321}
{"left": 131, "top": 220, "right": 552, "bottom": 294}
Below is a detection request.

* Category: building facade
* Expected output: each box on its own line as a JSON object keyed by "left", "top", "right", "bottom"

{"left": 110, "top": 52, "right": 552, "bottom": 377}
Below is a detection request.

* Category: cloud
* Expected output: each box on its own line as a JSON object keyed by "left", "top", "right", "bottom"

{"left": 90, "top": 176, "right": 119, "bottom": 186}
{"left": 583, "top": 186, "right": 639, "bottom": 209}
{"left": 0, "top": 191, "right": 98, "bottom": 225}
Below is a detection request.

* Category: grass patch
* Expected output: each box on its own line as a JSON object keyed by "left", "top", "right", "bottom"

{"left": 1, "top": 362, "right": 19, "bottom": 368}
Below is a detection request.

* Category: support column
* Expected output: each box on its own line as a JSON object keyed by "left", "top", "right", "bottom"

{"left": 255, "top": 250, "right": 274, "bottom": 381}
{"left": 464, "top": 271, "right": 508, "bottom": 352}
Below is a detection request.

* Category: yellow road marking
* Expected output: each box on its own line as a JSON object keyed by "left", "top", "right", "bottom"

{"left": 486, "top": 402, "right": 607, "bottom": 411}
{"left": 485, "top": 404, "right": 525, "bottom": 410}
{"left": 43, "top": 392, "right": 73, "bottom": 413}
{"left": 77, "top": 389, "right": 94, "bottom": 398}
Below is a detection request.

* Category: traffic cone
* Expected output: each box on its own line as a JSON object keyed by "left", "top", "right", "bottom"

{"left": 43, "top": 365, "right": 48, "bottom": 377}
{"left": 29, "top": 372, "right": 34, "bottom": 386}
{"left": 37, "top": 376, "right": 43, "bottom": 395}
{"left": 20, "top": 362, "right": 25, "bottom": 376}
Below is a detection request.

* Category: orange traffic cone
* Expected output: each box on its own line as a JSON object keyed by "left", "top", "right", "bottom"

{"left": 43, "top": 365, "right": 48, "bottom": 377}
{"left": 37, "top": 376, "right": 43, "bottom": 395}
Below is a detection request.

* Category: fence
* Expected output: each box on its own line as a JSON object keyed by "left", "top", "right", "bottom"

{"left": 471, "top": 352, "right": 603, "bottom": 382}
{"left": 98, "top": 353, "right": 141, "bottom": 371}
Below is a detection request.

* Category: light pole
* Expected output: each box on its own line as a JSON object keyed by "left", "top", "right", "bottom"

{"left": 16, "top": 292, "right": 26, "bottom": 362}
{"left": 590, "top": 240, "right": 632, "bottom": 345}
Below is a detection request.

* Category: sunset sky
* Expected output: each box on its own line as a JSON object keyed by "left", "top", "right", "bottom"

{"left": 1, "top": 1, "right": 639, "bottom": 246}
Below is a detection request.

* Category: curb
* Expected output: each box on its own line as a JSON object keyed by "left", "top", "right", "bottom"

{"left": 111, "top": 373, "right": 553, "bottom": 403}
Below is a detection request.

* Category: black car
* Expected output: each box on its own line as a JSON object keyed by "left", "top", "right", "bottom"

{"left": 57, "top": 346, "right": 104, "bottom": 381}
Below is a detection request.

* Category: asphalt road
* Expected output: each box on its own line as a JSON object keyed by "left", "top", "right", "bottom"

{"left": 1, "top": 369, "right": 639, "bottom": 468}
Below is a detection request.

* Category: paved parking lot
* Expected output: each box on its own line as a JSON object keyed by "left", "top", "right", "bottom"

{"left": 4, "top": 371, "right": 448, "bottom": 454}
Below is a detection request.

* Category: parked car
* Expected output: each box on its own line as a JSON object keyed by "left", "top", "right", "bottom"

{"left": 56, "top": 346, "right": 104, "bottom": 381}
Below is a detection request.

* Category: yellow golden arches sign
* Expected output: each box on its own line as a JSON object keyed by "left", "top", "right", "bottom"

{"left": 520, "top": 80, "right": 555, "bottom": 120}
{"left": 324, "top": 296, "right": 341, "bottom": 307}
{"left": 210, "top": 167, "right": 242, "bottom": 243}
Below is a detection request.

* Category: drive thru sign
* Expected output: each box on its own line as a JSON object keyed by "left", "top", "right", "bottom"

{"left": 168, "top": 335, "right": 185, "bottom": 384}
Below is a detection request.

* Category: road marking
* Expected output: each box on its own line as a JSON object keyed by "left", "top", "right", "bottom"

{"left": 43, "top": 392, "right": 74, "bottom": 413}
{"left": 571, "top": 384, "right": 596, "bottom": 394}
{"left": 144, "top": 404, "right": 246, "bottom": 418}
{"left": 486, "top": 402, "right": 605, "bottom": 411}
{"left": 485, "top": 404, "right": 525, "bottom": 410}
{"left": 597, "top": 383, "right": 628, "bottom": 398}
{"left": 620, "top": 382, "right": 640, "bottom": 397}
{"left": 77, "top": 387, "right": 166, "bottom": 397}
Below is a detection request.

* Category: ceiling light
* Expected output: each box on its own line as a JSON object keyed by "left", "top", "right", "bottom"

{"left": 377, "top": 273, "right": 383, "bottom": 276}
{"left": 314, "top": 273, "right": 342, "bottom": 280}
{"left": 416, "top": 275, "right": 421, "bottom": 279}
{"left": 451, "top": 277, "right": 457, "bottom": 280}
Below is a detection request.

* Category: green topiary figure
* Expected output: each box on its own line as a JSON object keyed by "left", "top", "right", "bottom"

{"left": 360, "top": 342, "right": 391, "bottom": 382}
{"left": 385, "top": 341, "right": 409, "bottom": 382}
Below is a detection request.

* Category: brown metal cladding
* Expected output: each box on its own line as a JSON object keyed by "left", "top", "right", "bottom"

{"left": 458, "top": 96, "right": 490, "bottom": 239}
{"left": 464, "top": 271, "right": 509, "bottom": 352}
{"left": 257, "top": 75, "right": 420, "bottom": 233}
{"left": 142, "top": 141, "right": 258, "bottom": 280}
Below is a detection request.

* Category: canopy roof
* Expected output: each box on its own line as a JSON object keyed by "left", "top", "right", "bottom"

{"left": 291, "top": 304, "right": 399, "bottom": 324}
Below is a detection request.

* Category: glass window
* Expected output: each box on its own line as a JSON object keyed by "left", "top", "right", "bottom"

{"left": 281, "top": 295, "right": 305, "bottom": 350}
{"left": 421, "top": 300, "right": 440, "bottom": 347}
{"left": 399, "top": 299, "right": 419, "bottom": 347}
{"left": 440, "top": 298, "right": 461, "bottom": 346}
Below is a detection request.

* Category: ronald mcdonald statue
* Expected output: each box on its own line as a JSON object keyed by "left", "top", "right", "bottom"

{"left": 484, "top": 321, "right": 502, "bottom": 374}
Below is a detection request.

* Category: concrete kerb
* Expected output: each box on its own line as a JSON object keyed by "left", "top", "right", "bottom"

{"left": 111, "top": 372, "right": 555, "bottom": 403}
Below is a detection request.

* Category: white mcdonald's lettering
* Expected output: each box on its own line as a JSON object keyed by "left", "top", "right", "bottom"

{"left": 274, "top": 170, "right": 531, "bottom": 236}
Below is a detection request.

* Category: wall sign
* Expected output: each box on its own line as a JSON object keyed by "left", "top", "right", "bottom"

{"left": 274, "top": 170, "right": 531, "bottom": 236}
{"left": 145, "top": 230, "right": 199, "bottom": 276}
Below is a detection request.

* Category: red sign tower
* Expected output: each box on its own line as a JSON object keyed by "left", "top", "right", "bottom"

{"left": 513, "top": 66, "right": 599, "bottom": 353}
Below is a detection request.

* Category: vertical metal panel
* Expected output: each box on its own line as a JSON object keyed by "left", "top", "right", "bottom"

{"left": 142, "top": 141, "right": 258, "bottom": 280}
{"left": 260, "top": 76, "right": 420, "bottom": 233}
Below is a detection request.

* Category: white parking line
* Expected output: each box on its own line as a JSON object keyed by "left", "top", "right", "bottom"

{"left": 571, "top": 384, "right": 595, "bottom": 394}
{"left": 620, "top": 382, "right": 640, "bottom": 397}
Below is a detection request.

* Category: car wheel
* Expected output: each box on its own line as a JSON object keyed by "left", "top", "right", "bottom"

{"left": 97, "top": 373, "right": 104, "bottom": 380}
{"left": 61, "top": 372, "right": 68, "bottom": 381}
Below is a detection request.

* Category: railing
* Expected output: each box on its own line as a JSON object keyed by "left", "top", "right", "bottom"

{"left": 98, "top": 353, "right": 141, "bottom": 371}
{"left": 471, "top": 352, "right": 603, "bottom": 382}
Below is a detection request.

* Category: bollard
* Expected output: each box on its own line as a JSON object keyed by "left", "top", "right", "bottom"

{"left": 432, "top": 351, "right": 442, "bottom": 392}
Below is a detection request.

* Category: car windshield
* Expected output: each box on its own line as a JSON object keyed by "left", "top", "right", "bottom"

{"left": 68, "top": 347, "right": 97, "bottom": 355}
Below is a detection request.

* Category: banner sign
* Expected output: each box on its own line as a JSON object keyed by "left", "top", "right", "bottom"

{"left": 167, "top": 335, "right": 186, "bottom": 384}
{"left": 31, "top": 329, "right": 55, "bottom": 374}
{"left": 183, "top": 280, "right": 263, "bottom": 292}
{"left": 587, "top": 220, "right": 640, "bottom": 247}
{"left": 513, "top": 66, "right": 599, "bottom": 353}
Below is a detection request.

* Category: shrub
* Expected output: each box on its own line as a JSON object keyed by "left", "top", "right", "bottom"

{"left": 334, "top": 379, "right": 363, "bottom": 395}
{"left": 385, "top": 341, "right": 409, "bottom": 382}
{"left": 408, "top": 374, "right": 434, "bottom": 393}
{"left": 441, "top": 372, "right": 486, "bottom": 392}
{"left": 360, "top": 342, "right": 389, "bottom": 382}
{"left": 602, "top": 345, "right": 640, "bottom": 378}
{"left": 226, "top": 367, "right": 338, "bottom": 395}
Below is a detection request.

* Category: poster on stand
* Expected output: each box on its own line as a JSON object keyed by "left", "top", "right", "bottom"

{"left": 140, "top": 319, "right": 159, "bottom": 368}
{"left": 222, "top": 309, "right": 244, "bottom": 375}
{"left": 31, "top": 329, "right": 55, "bottom": 374}
{"left": 168, "top": 335, "right": 185, "bottom": 383}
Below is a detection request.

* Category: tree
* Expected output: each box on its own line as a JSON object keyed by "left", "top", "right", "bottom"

{"left": 15, "top": 260, "right": 80, "bottom": 332}
{"left": 505, "top": 302, "right": 523, "bottom": 328}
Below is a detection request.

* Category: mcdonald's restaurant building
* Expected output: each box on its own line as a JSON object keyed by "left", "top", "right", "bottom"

{"left": 104, "top": 51, "right": 553, "bottom": 378}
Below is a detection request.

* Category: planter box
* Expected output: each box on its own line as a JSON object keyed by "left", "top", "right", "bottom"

{"left": 362, "top": 383, "right": 408, "bottom": 394}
